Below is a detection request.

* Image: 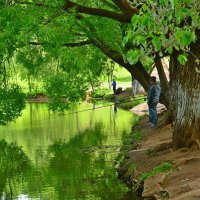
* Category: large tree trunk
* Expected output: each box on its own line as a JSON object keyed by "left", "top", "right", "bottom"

{"left": 173, "top": 40, "right": 200, "bottom": 149}
{"left": 155, "top": 57, "right": 170, "bottom": 108}
{"left": 162, "top": 53, "right": 178, "bottom": 124}
{"left": 132, "top": 78, "right": 143, "bottom": 96}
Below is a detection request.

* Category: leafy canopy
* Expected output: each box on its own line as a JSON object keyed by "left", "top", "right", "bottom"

{"left": 123, "top": 0, "right": 199, "bottom": 66}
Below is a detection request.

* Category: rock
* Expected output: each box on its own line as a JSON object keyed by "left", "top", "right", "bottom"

{"left": 130, "top": 103, "right": 166, "bottom": 116}
{"left": 116, "top": 87, "right": 123, "bottom": 94}
{"left": 142, "top": 173, "right": 166, "bottom": 198}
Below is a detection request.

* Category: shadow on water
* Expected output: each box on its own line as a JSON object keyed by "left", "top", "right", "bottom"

{"left": 0, "top": 140, "right": 31, "bottom": 199}
{"left": 47, "top": 124, "right": 141, "bottom": 200}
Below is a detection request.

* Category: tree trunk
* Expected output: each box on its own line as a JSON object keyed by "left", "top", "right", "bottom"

{"left": 28, "top": 74, "right": 32, "bottom": 95}
{"left": 155, "top": 57, "right": 170, "bottom": 108}
{"left": 132, "top": 80, "right": 137, "bottom": 96}
{"left": 165, "top": 53, "right": 180, "bottom": 124}
{"left": 132, "top": 78, "right": 143, "bottom": 96}
{"left": 3, "top": 62, "right": 7, "bottom": 90}
{"left": 173, "top": 40, "right": 200, "bottom": 149}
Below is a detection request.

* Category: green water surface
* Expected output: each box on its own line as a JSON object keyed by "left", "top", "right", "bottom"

{"left": 0, "top": 102, "right": 140, "bottom": 200}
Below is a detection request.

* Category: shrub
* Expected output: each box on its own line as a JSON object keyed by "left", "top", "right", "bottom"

{"left": 92, "top": 88, "right": 110, "bottom": 98}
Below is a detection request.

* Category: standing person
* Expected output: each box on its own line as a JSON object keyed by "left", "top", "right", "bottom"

{"left": 147, "top": 76, "right": 161, "bottom": 128}
{"left": 111, "top": 79, "right": 116, "bottom": 95}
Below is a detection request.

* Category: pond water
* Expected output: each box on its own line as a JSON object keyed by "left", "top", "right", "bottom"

{"left": 0, "top": 102, "right": 140, "bottom": 200}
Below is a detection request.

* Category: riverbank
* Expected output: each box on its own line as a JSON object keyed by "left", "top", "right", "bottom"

{"left": 119, "top": 109, "right": 200, "bottom": 200}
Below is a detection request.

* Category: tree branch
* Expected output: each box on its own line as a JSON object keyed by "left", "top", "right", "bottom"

{"left": 29, "top": 40, "right": 92, "bottom": 47}
{"left": 91, "top": 38, "right": 150, "bottom": 91}
{"left": 100, "top": 0, "right": 120, "bottom": 11}
{"left": 64, "top": 0, "right": 131, "bottom": 23}
{"left": 15, "top": 0, "right": 133, "bottom": 23}
{"left": 14, "top": 0, "right": 43, "bottom": 6}
{"left": 29, "top": 42, "right": 43, "bottom": 46}
{"left": 112, "top": 0, "right": 139, "bottom": 16}
{"left": 63, "top": 40, "right": 92, "bottom": 47}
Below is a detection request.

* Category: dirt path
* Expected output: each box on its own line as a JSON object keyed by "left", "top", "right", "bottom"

{"left": 120, "top": 107, "right": 200, "bottom": 200}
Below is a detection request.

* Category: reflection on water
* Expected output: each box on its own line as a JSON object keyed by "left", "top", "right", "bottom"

{"left": 0, "top": 102, "right": 140, "bottom": 200}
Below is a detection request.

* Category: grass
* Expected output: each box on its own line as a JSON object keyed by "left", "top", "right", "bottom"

{"left": 139, "top": 162, "right": 173, "bottom": 181}
{"left": 115, "top": 76, "right": 132, "bottom": 82}
{"left": 119, "top": 98, "right": 146, "bottom": 110}
{"left": 132, "top": 131, "right": 142, "bottom": 142}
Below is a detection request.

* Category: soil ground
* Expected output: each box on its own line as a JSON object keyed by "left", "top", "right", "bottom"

{"left": 120, "top": 104, "right": 200, "bottom": 200}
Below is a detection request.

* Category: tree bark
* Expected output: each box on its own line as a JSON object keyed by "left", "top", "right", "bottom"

{"left": 155, "top": 57, "right": 170, "bottom": 108}
{"left": 173, "top": 40, "right": 200, "bottom": 149}
{"left": 111, "top": 0, "right": 139, "bottom": 15}
{"left": 166, "top": 52, "right": 180, "bottom": 124}
{"left": 64, "top": 0, "right": 131, "bottom": 23}
{"left": 132, "top": 79, "right": 143, "bottom": 96}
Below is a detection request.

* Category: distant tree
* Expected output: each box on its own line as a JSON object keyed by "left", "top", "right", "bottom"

{"left": 0, "top": 85, "right": 26, "bottom": 125}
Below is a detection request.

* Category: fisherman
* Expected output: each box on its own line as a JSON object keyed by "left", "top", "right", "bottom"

{"left": 111, "top": 79, "right": 116, "bottom": 95}
{"left": 147, "top": 76, "right": 161, "bottom": 128}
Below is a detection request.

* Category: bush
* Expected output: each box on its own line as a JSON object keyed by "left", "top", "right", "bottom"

{"left": 120, "top": 102, "right": 135, "bottom": 110}
{"left": 104, "top": 93, "right": 114, "bottom": 100}
{"left": 92, "top": 88, "right": 110, "bottom": 98}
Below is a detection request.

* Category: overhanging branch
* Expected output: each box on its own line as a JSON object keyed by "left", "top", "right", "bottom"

{"left": 91, "top": 38, "right": 150, "bottom": 91}
{"left": 15, "top": 0, "right": 133, "bottom": 23}
{"left": 63, "top": 40, "right": 92, "bottom": 47}
{"left": 29, "top": 40, "right": 92, "bottom": 47}
{"left": 64, "top": 0, "right": 131, "bottom": 23}
{"left": 112, "top": 0, "right": 139, "bottom": 16}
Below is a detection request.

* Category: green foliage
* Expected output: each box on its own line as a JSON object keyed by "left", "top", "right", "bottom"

{"left": 0, "top": 85, "right": 26, "bottom": 125}
{"left": 45, "top": 72, "right": 89, "bottom": 111}
{"left": 119, "top": 98, "right": 145, "bottom": 110}
{"left": 127, "top": 49, "right": 140, "bottom": 65}
{"left": 139, "top": 162, "right": 173, "bottom": 181}
{"left": 16, "top": 46, "right": 45, "bottom": 74}
{"left": 0, "top": 140, "right": 30, "bottom": 174}
{"left": 0, "top": 0, "right": 127, "bottom": 117}
{"left": 120, "top": 101, "right": 135, "bottom": 110}
{"left": 125, "top": 162, "right": 137, "bottom": 177}
{"left": 104, "top": 93, "right": 114, "bottom": 100}
{"left": 92, "top": 88, "right": 110, "bottom": 98}
{"left": 124, "top": 0, "right": 199, "bottom": 66}
{"left": 132, "top": 131, "right": 141, "bottom": 142}
{"left": 178, "top": 53, "right": 188, "bottom": 65}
